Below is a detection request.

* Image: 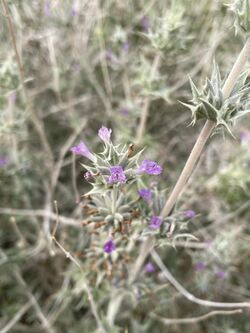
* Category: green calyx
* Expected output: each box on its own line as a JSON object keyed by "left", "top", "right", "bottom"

{"left": 182, "top": 62, "right": 250, "bottom": 135}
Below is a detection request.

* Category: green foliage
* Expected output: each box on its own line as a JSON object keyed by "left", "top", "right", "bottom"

{"left": 1, "top": 1, "right": 250, "bottom": 333}
{"left": 183, "top": 62, "right": 250, "bottom": 135}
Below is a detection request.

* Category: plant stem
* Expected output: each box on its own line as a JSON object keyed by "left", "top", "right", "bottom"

{"left": 130, "top": 37, "right": 250, "bottom": 285}
{"left": 150, "top": 309, "right": 241, "bottom": 326}
{"left": 161, "top": 36, "right": 250, "bottom": 217}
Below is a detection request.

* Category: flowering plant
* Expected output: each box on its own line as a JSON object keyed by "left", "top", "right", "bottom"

{"left": 71, "top": 127, "right": 164, "bottom": 245}
{"left": 71, "top": 127, "right": 195, "bottom": 264}
{"left": 183, "top": 62, "right": 250, "bottom": 135}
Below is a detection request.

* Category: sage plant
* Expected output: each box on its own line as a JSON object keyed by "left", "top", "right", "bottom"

{"left": 70, "top": 127, "right": 195, "bottom": 281}
{"left": 133, "top": 0, "right": 250, "bottom": 288}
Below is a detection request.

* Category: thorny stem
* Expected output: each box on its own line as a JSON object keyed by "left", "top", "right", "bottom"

{"left": 161, "top": 120, "right": 215, "bottom": 217}
{"left": 161, "top": 36, "right": 250, "bottom": 217}
{"left": 130, "top": 36, "right": 250, "bottom": 285}
{"left": 1, "top": 0, "right": 53, "bottom": 163}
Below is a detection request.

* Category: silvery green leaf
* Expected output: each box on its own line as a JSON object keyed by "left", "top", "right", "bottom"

{"left": 122, "top": 213, "right": 131, "bottom": 219}
{"left": 98, "top": 207, "right": 109, "bottom": 214}
{"left": 84, "top": 187, "right": 104, "bottom": 196}
{"left": 189, "top": 77, "right": 200, "bottom": 100}
{"left": 103, "top": 194, "right": 112, "bottom": 210}
{"left": 115, "top": 193, "right": 125, "bottom": 207}
{"left": 95, "top": 271, "right": 106, "bottom": 287}
{"left": 211, "top": 61, "right": 221, "bottom": 92}
{"left": 92, "top": 196, "right": 105, "bottom": 208}
{"left": 79, "top": 163, "right": 95, "bottom": 173}
{"left": 184, "top": 61, "right": 250, "bottom": 135}
{"left": 218, "top": 119, "right": 235, "bottom": 138}
{"left": 114, "top": 213, "right": 124, "bottom": 222}
{"left": 204, "top": 78, "right": 216, "bottom": 97}
{"left": 198, "top": 98, "right": 219, "bottom": 120}
{"left": 173, "top": 233, "right": 199, "bottom": 242}
{"left": 232, "top": 70, "right": 249, "bottom": 93}
{"left": 91, "top": 216, "right": 105, "bottom": 222}
{"left": 119, "top": 204, "right": 131, "bottom": 212}
{"left": 105, "top": 215, "right": 114, "bottom": 223}
{"left": 234, "top": 109, "right": 250, "bottom": 119}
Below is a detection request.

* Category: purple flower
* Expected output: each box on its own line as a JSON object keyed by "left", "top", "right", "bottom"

{"left": 240, "top": 131, "right": 250, "bottom": 144}
{"left": 103, "top": 240, "right": 116, "bottom": 254}
{"left": 204, "top": 239, "right": 213, "bottom": 249}
{"left": 70, "top": 141, "right": 95, "bottom": 161}
{"left": 149, "top": 216, "right": 162, "bottom": 229}
{"left": 72, "top": 62, "right": 81, "bottom": 72}
{"left": 98, "top": 126, "right": 112, "bottom": 143}
{"left": 216, "top": 270, "right": 226, "bottom": 279}
{"left": 119, "top": 107, "right": 129, "bottom": 116}
{"left": 183, "top": 210, "right": 196, "bottom": 219}
{"left": 9, "top": 91, "right": 16, "bottom": 104}
{"left": 144, "top": 262, "right": 156, "bottom": 273}
{"left": 138, "top": 188, "right": 152, "bottom": 202}
{"left": 108, "top": 166, "right": 126, "bottom": 184}
{"left": 122, "top": 41, "right": 129, "bottom": 54}
{"left": 84, "top": 171, "right": 93, "bottom": 181}
{"left": 0, "top": 156, "right": 8, "bottom": 166}
{"left": 138, "top": 160, "right": 162, "bottom": 175}
{"left": 70, "top": 7, "right": 78, "bottom": 16}
{"left": 106, "top": 50, "right": 120, "bottom": 64}
{"left": 141, "top": 15, "right": 150, "bottom": 33}
{"left": 195, "top": 262, "right": 206, "bottom": 271}
{"left": 44, "top": 0, "right": 51, "bottom": 16}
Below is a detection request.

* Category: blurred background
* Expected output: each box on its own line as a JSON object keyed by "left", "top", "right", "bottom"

{"left": 1, "top": 0, "right": 250, "bottom": 332}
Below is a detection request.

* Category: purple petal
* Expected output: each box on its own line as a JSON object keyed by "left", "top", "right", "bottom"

{"left": 240, "top": 131, "right": 250, "bottom": 144}
{"left": 149, "top": 216, "right": 162, "bottom": 229}
{"left": 108, "top": 166, "right": 126, "bottom": 184}
{"left": 216, "top": 270, "right": 226, "bottom": 279}
{"left": 70, "top": 7, "right": 78, "bottom": 16}
{"left": 0, "top": 156, "right": 8, "bottom": 166}
{"left": 44, "top": 0, "right": 52, "bottom": 16}
{"left": 70, "top": 141, "right": 95, "bottom": 161}
{"left": 119, "top": 107, "right": 130, "bottom": 116}
{"left": 103, "top": 240, "right": 116, "bottom": 254}
{"left": 138, "top": 188, "right": 152, "bottom": 202}
{"left": 138, "top": 160, "right": 162, "bottom": 175}
{"left": 144, "top": 262, "right": 156, "bottom": 273}
{"left": 122, "top": 41, "right": 129, "bottom": 54}
{"left": 195, "top": 262, "right": 206, "bottom": 271}
{"left": 141, "top": 15, "right": 150, "bottom": 33}
{"left": 98, "top": 126, "right": 112, "bottom": 143}
{"left": 183, "top": 210, "right": 196, "bottom": 219}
